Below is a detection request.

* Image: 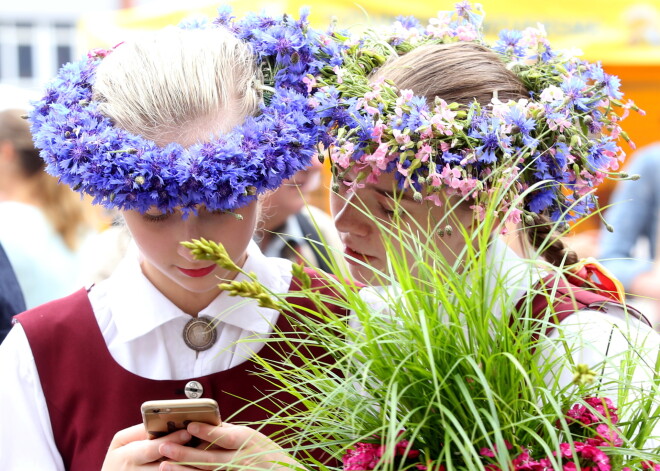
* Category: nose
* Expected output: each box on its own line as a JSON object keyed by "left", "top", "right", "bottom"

{"left": 176, "top": 214, "right": 203, "bottom": 261}
{"left": 331, "top": 191, "right": 370, "bottom": 238}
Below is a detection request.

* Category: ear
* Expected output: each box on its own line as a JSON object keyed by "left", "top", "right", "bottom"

{"left": 0, "top": 140, "right": 17, "bottom": 164}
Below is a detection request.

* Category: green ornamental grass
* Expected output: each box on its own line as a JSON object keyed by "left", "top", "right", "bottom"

{"left": 184, "top": 174, "right": 659, "bottom": 471}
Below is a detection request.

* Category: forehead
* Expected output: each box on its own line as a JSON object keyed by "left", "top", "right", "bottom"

{"left": 340, "top": 169, "right": 414, "bottom": 199}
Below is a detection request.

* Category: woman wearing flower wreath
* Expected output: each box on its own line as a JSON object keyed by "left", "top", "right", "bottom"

{"left": 0, "top": 11, "right": 345, "bottom": 471}
{"left": 306, "top": 4, "right": 660, "bottom": 459}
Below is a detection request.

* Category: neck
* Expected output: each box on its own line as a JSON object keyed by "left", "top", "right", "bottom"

{"left": 170, "top": 289, "right": 221, "bottom": 317}
{"left": 500, "top": 222, "right": 530, "bottom": 259}
{"left": 140, "top": 257, "right": 246, "bottom": 317}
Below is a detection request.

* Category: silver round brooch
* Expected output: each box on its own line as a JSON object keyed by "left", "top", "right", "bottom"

{"left": 182, "top": 315, "right": 218, "bottom": 352}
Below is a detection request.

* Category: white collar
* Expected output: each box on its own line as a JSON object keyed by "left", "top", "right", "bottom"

{"left": 106, "top": 240, "right": 293, "bottom": 343}
{"left": 358, "top": 237, "right": 541, "bottom": 320}
{"left": 484, "top": 237, "right": 542, "bottom": 320}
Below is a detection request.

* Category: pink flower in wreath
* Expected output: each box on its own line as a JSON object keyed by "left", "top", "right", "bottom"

{"left": 363, "top": 142, "right": 390, "bottom": 171}
{"left": 439, "top": 164, "right": 462, "bottom": 189}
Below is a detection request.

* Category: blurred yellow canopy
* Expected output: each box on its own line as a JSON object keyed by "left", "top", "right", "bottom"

{"left": 79, "top": 0, "right": 660, "bottom": 64}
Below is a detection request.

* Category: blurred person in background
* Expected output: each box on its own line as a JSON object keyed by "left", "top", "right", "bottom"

{"left": 76, "top": 211, "right": 133, "bottom": 285}
{"left": 0, "top": 109, "right": 96, "bottom": 308}
{"left": 0, "top": 241, "right": 25, "bottom": 342}
{"left": 598, "top": 142, "right": 660, "bottom": 329}
{"left": 256, "top": 156, "right": 346, "bottom": 274}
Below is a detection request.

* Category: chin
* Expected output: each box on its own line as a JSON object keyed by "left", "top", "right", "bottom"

{"left": 348, "top": 265, "right": 383, "bottom": 286}
{"left": 170, "top": 274, "right": 222, "bottom": 293}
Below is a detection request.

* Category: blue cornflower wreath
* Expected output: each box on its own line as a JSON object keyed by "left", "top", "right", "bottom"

{"left": 28, "top": 8, "right": 344, "bottom": 214}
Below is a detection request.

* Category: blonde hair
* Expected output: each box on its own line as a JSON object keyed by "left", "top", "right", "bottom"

{"left": 93, "top": 27, "right": 262, "bottom": 144}
{"left": 0, "top": 109, "right": 93, "bottom": 250}
{"left": 372, "top": 42, "right": 528, "bottom": 107}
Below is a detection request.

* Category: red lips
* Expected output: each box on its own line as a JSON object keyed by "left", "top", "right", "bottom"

{"left": 177, "top": 265, "right": 216, "bottom": 278}
{"left": 343, "top": 246, "right": 377, "bottom": 266}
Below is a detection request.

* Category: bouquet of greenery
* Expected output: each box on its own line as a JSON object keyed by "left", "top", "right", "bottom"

{"left": 184, "top": 182, "right": 659, "bottom": 471}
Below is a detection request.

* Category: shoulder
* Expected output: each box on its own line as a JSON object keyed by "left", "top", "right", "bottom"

{"left": 14, "top": 288, "right": 92, "bottom": 329}
{"left": 288, "top": 266, "right": 336, "bottom": 290}
{"left": 627, "top": 143, "right": 660, "bottom": 171}
{"left": 286, "top": 267, "right": 355, "bottom": 315}
{"left": 0, "top": 202, "right": 50, "bottom": 231}
{"left": 554, "top": 303, "right": 660, "bottom": 352}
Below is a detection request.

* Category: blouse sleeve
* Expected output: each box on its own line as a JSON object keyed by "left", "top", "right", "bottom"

{"left": 539, "top": 306, "right": 660, "bottom": 447}
{"left": 0, "top": 324, "right": 65, "bottom": 470}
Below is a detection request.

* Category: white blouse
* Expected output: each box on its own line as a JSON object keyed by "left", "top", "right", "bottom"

{"left": 0, "top": 241, "right": 293, "bottom": 470}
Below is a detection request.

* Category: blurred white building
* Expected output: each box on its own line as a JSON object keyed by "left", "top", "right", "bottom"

{"left": 0, "top": 0, "right": 134, "bottom": 96}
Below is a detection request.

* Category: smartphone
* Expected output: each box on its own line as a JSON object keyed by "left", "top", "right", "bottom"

{"left": 141, "top": 398, "right": 221, "bottom": 439}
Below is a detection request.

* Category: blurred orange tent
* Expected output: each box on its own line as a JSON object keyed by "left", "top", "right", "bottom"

{"left": 79, "top": 0, "right": 660, "bottom": 226}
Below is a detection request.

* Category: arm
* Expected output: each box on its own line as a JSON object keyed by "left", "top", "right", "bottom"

{"left": 0, "top": 325, "right": 66, "bottom": 470}
{"left": 0, "top": 242, "right": 26, "bottom": 342}
{"left": 541, "top": 309, "right": 660, "bottom": 445}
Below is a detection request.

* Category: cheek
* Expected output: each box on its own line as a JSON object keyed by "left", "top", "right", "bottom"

{"left": 329, "top": 191, "right": 342, "bottom": 218}
{"left": 122, "top": 214, "right": 178, "bottom": 258}
{"left": 131, "top": 225, "right": 178, "bottom": 263}
{"left": 206, "top": 209, "right": 258, "bottom": 252}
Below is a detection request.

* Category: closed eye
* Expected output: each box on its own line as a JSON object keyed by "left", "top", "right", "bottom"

{"left": 143, "top": 212, "right": 170, "bottom": 223}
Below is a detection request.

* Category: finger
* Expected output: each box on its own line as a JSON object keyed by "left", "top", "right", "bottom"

{"left": 126, "top": 429, "right": 192, "bottom": 464}
{"left": 188, "top": 422, "right": 268, "bottom": 451}
{"left": 159, "top": 461, "right": 198, "bottom": 471}
{"left": 107, "top": 424, "right": 149, "bottom": 450}
{"left": 159, "top": 441, "right": 238, "bottom": 468}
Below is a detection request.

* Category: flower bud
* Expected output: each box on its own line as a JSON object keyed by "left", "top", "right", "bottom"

{"left": 524, "top": 214, "right": 536, "bottom": 226}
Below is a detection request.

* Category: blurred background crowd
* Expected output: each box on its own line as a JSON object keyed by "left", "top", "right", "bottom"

{"left": 2, "top": 0, "right": 660, "bottom": 341}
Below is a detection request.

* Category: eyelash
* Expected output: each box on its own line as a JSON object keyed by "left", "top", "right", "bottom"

{"left": 143, "top": 213, "right": 169, "bottom": 223}
{"left": 379, "top": 203, "right": 396, "bottom": 216}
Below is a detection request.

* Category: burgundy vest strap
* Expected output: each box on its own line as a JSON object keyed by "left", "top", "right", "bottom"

{"left": 15, "top": 268, "right": 346, "bottom": 470}
{"left": 515, "top": 275, "right": 650, "bottom": 339}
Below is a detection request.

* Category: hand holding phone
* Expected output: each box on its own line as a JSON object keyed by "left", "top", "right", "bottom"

{"left": 141, "top": 398, "right": 221, "bottom": 440}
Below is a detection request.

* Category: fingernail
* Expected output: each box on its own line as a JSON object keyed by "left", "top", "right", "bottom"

{"left": 161, "top": 443, "right": 172, "bottom": 455}
{"left": 180, "top": 430, "right": 191, "bottom": 441}
{"left": 188, "top": 423, "right": 200, "bottom": 434}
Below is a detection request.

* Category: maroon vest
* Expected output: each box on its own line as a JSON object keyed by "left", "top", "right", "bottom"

{"left": 15, "top": 268, "right": 345, "bottom": 471}
{"left": 515, "top": 274, "right": 651, "bottom": 341}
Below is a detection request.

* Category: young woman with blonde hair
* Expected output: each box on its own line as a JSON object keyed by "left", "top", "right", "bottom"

{"left": 0, "top": 11, "right": 345, "bottom": 470}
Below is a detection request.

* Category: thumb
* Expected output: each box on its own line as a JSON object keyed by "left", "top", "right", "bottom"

{"left": 107, "top": 424, "right": 148, "bottom": 450}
